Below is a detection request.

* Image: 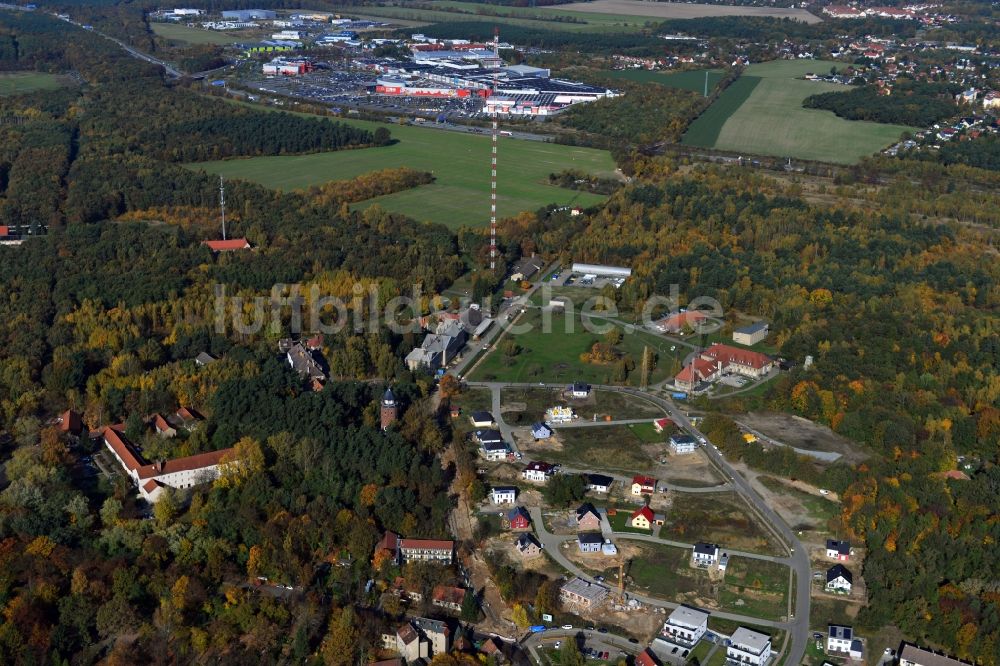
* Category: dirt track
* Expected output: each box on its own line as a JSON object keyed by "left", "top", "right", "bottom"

{"left": 558, "top": 0, "right": 822, "bottom": 23}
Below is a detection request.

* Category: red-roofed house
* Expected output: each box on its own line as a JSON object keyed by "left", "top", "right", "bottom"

{"left": 57, "top": 410, "right": 84, "bottom": 436}
{"left": 432, "top": 585, "right": 466, "bottom": 613}
{"left": 635, "top": 648, "right": 660, "bottom": 666}
{"left": 203, "top": 238, "right": 251, "bottom": 252}
{"left": 102, "top": 425, "right": 234, "bottom": 502}
{"left": 631, "top": 475, "right": 657, "bottom": 496}
{"left": 653, "top": 417, "right": 674, "bottom": 433}
{"left": 653, "top": 310, "right": 708, "bottom": 334}
{"left": 629, "top": 505, "right": 655, "bottom": 530}
{"left": 151, "top": 414, "right": 176, "bottom": 438}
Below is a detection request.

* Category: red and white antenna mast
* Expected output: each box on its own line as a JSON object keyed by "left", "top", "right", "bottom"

{"left": 489, "top": 26, "right": 499, "bottom": 272}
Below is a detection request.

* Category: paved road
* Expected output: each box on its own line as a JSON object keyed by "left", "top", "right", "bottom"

{"left": 55, "top": 14, "right": 183, "bottom": 77}
{"left": 522, "top": 626, "right": 642, "bottom": 664}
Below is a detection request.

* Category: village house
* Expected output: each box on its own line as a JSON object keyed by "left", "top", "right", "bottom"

{"left": 629, "top": 505, "right": 655, "bottom": 530}
{"left": 631, "top": 474, "right": 657, "bottom": 496}
{"left": 285, "top": 341, "right": 326, "bottom": 382}
{"left": 569, "top": 381, "right": 591, "bottom": 398}
{"left": 516, "top": 533, "right": 542, "bottom": 559}
{"left": 898, "top": 642, "right": 973, "bottom": 666}
{"left": 505, "top": 506, "right": 531, "bottom": 531}
{"left": 521, "top": 460, "right": 558, "bottom": 483}
{"left": 691, "top": 542, "right": 720, "bottom": 567}
{"left": 102, "top": 425, "right": 234, "bottom": 503}
{"left": 826, "top": 564, "right": 853, "bottom": 594}
{"left": 653, "top": 417, "right": 674, "bottom": 433}
{"left": 383, "top": 617, "right": 451, "bottom": 661}
{"left": 470, "top": 411, "right": 495, "bottom": 428}
{"left": 656, "top": 605, "right": 709, "bottom": 649}
{"left": 727, "top": 627, "right": 772, "bottom": 666}
{"left": 480, "top": 638, "right": 506, "bottom": 664}
{"left": 669, "top": 434, "right": 698, "bottom": 454}
{"left": 653, "top": 310, "right": 708, "bottom": 334}
{"left": 635, "top": 648, "right": 660, "bottom": 666}
{"left": 827, "top": 625, "right": 863, "bottom": 660}
{"left": 559, "top": 577, "right": 608, "bottom": 609}
{"left": 405, "top": 319, "right": 468, "bottom": 373}
{"left": 586, "top": 473, "right": 614, "bottom": 494}
{"left": 169, "top": 406, "right": 202, "bottom": 431}
{"left": 531, "top": 422, "right": 552, "bottom": 440}
{"left": 491, "top": 486, "right": 517, "bottom": 505}
{"left": 390, "top": 577, "right": 423, "bottom": 604}
{"left": 481, "top": 440, "right": 511, "bottom": 461}
{"left": 194, "top": 351, "right": 217, "bottom": 366}
{"left": 57, "top": 410, "right": 84, "bottom": 437}
{"left": 432, "top": 585, "right": 466, "bottom": 613}
{"left": 826, "top": 539, "right": 852, "bottom": 561}
{"left": 510, "top": 255, "right": 545, "bottom": 282}
{"left": 577, "top": 532, "right": 603, "bottom": 553}
{"left": 151, "top": 414, "right": 177, "bottom": 438}
{"left": 576, "top": 503, "right": 602, "bottom": 531}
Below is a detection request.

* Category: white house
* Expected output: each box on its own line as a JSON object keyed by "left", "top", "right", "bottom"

{"left": 691, "top": 542, "right": 720, "bottom": 567}
{"left": 827, "top": 624, "right": 851, "bottom": 653}
{"left": 669, "top": 434, "right": 697, "bottom": 454}
{"left": 727, "top": 627, "right": 772, "bottom": 666}
{"left": 826, "top": 539, "right": 851, "bottom": 561}
{"left": 656, "top": 605, "right": 709, "bottom": 649}
{"left": 481, "top": 441, "right": 510, "bottom": 461}
{"left": 521, "top": 461, "right": 557, "bottom": 483}
{"left": 470, "top": 411, "right": 495, "bottom": 428}
{"left": 586, "top": 473, "right": 614, "bottom": 494}
{"left": 491, "top": 487, "right": 517, "bottom": 505}
{"left": 570, "top": 382, "right": 591, "bottom": 398}
{"left": 825, "top": 564, "right": 853, "bottom": 594}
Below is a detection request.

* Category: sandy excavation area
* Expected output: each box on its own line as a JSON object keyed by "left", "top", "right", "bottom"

{"left": 559, "top": 0, "right": 822, "bottom": 23}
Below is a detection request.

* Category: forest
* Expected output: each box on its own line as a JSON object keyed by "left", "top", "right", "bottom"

{"left": 803, "top": 80, "right": 960, "bottom": 127}
{"left": 495, "top": 159, "right": 999, "bottom": 661}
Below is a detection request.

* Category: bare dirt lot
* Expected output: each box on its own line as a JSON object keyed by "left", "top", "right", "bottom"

{"left": 658, "top": 448, "right": 727, "bottom": 487}
{"left": 737, "top": 412, "right": 869, "bottom": 463}
{"left": 558, "top": 0, "right": 821, "bottom": 22}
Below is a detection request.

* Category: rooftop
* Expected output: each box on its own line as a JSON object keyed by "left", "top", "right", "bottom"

{"left": 666, "top": 605, "right": 710, "bottom": 628}
{"left": 730, "top": 627, "right": 770, "bottom": 653}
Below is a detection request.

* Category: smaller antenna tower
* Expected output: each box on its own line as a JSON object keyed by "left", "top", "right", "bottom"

{"left": 219, "top": 175, "right": 227, "bottom": 241}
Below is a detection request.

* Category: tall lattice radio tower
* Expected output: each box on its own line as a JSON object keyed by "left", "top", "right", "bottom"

{"left": 489, "top": 27, "right": 499, "bottom": 272}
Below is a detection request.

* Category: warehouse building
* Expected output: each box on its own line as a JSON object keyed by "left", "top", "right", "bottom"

{"left": 222, "top": 9, "right": 276, "bottom": 20}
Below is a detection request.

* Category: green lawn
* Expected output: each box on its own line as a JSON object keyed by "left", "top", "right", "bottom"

{"left": 151, "top": 22, "right": 243, "bottom": 44}
{"left": 688, "top": 640, "right": 713, "bottom": 665}
{"left": 606, "top": 508, "right": 653, "bottom": 534}
{"left": 683, "top": 60, "right": 914, "bottom": 164}
{"left": 0, "top": 71, "right": 71, "bottom": 96}
{"left": 601, "top": 68, "right": 725, "bottom": 94}
{"left": 186, "top": 119, "right": 615, "bottom": 229}
{"left": 545, "top": 426, "right": 657, "bottom": 474}
{"left": 470, "top": 309, "right": 681, "bottom": 385}
{"left": 757, "top": 476, "right": 839, "bottom": 528}
{"left": 719, "top": 557, "right": 790, "bottom": 621}
{"left": 626, "top": 421, "right": 664, "bottom": 443}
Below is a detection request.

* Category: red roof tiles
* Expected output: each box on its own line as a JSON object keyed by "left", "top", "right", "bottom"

{"left": 203, "top": 238, "right": 250, "bottom": 252}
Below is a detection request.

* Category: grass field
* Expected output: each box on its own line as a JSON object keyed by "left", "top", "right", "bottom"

{"left": 0, "top": 72, "right": 72, "bottom": 96}
{"left": 502, "top": 387, "right": 663, "bottom": 426}
{"left": 606, "top": 508, "right": 653, "bottom": 534}
{"left": 601, "top": 68, "right": 724, "bottom": 94}
{"left": 470, "top": 309, "right": 681, "bottom": 385}
{"left": 662, "top": 493, "right": 781, "bottom": 555}
{"left": 682, "top": 76, "right": 761, "bottom": 147}
{"left": 151, "top": 22, "right": 243, "bottom": 44}
{"left": 187, "top": 118, "right": 615, "bottom": 229}
{"left": 683, "top": 60, "right": 915, "bottom": 163}
{"left": 557, "top": 0, "right": 820, "bottom": 22}
{"left": 543, "top": 426, "right": 657, "bottom": 474}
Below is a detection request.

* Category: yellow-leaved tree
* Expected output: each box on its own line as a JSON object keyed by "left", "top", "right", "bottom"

{"left": 215, "top": 436, "right": 265, "bottom": 489}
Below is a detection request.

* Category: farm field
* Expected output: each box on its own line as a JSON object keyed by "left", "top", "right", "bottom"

{"left": 330, "top": 2, "right": 645, "bottom": 32}
{"left": 683, "top": 60, "right": 914, "bottom": 163}
{"left": 601, "top": 68, "right": 724, "bottom": 93}
{"left": 151, "top": 22, "right": 243, "bottom": 44}
{"left": 0, "top": 71, "right": 72, "bottom": 96}
{"left": 187, "top": 119, "right": 615, "bottom": 229}
{"left": 469, "top": 309, "right": 682, "bottom": 385}
{"left": 556, "top": 0, "right": 821, "bottom": 22}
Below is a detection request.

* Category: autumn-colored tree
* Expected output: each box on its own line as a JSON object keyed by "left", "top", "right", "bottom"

{"left": 320, "top": 607, "right": 359, "bottom": 666}
{"left": 215, "top": 436, "right": 265, "bottom": 489}
{"left": 359, "top": 483, "right": 379, "bottom": 507}
{"left": 438, "top": 374, "right": 461, "bottom": 399}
